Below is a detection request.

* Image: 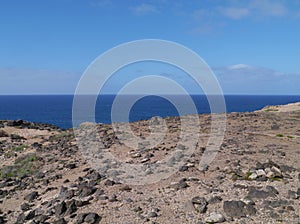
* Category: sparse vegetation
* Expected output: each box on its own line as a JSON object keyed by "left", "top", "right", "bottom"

{"left": 12, "top": 144, "right": 28, "bottom": 152}
{"left": 0, "top": 153, "right": 43, "bottom": 180}
{"left": 276, "top": 134, "right": 284, "bottom": 137}
{"left": 49, "top": 131, "right": 74, "bottom": 141}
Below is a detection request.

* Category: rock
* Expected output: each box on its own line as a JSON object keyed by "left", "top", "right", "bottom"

{"left": 256, "top": 169, "right": 266, "bottom": 177}
{"left": 271, "top": 124, "right": 280, "bottom": 130}
{"left": 79, "top": 186, "right": 96, "bottom": 197}
{"left": 75, "top": 199, "right": 91, "bottom": 207}
{"left": 109, "top": 194, "right": 118, "bottom": 202}
{"left": 248, "top": 173, "right": 258, "bottom": 180}
{"left": 98, "top": 195, "right": 109, "bottom": 200}
{"left": 21, "top": 203, "right": 31, "bottom": 211}
{"left": 204, "top": 212, "right": 225, "bottom": 223}
{"left": 33, "top": 214, "right": 49, "bottom": 223}
{"left": 266, "top": 186, "right": 279, "bottom": 195}
{"left": 76, "top": 213, "right": 87, "bottom": 224}
{"left": 179, "top": 165, "right": 189, "bottom": 172}
{"left": 170, "top": 179, "right": 189, "bottom": 190}
{"left": 191, "top": 196, "right": 207, "bottom": 213}
{"left": 265, "top": 170, "right": 275, "bottom": 178}
{"left": 55, "top": 201, "right": 67, "bottom": 217}
{"left": 141, "top": 158, "right": 150, "bottom": 163}
{"left": 104, "top": 179, "right": 115, "bottom": 186}
{"left": 24, "top": 210, "right": 35, "bottom": 220}
{"left": 119, "top": 185, "right": 132, "bottom": 192}
{"left": 95, "top": 188, "right": 105, "bottom": 196}
{"left": 241, "top": 198, "right": 255, "bottom": 205}
{"left": 287, "top": 190, "right": 299, "bottom": 199}
{"left": 24, "top": 191, "right": 39, "bottom": 202}
{"left": 53, "top": 218, "right": 67, "bottom": 224}
{"left": 271, "top": 166, "right": 282, "bottom": 177}
{"left": 59, "top": 187, "right": 74, "bottom": 200}
{"left": 248, "top": 188, "right": 275, "bottom": 199}
{"left": 208, "top": 196, "right": 223, "bottom": 204}
{"left": 84, "top": 213, "right": 101, "bottom": 223}
{"left": 65, "top": 200, "right": 77, "bottom": 215}
{"left": 223, "top": 200, "right": 256, "bottom": 218}
{"left": 148, "top": 212, "right": 158, "bottom": 218}
{"left": 65, "top": 163, "right": 76, "bottom": 169}
{"left": 85, "top": 170, "right": 103, "bottom": 182}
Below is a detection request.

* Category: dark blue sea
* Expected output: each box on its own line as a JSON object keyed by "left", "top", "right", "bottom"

{"left": 0, "top": 95, "right": 299, "bottom": 129}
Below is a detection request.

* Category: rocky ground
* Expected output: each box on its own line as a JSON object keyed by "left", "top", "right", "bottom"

{"left": 0, "top": 102, "right": 299, "bottom": 224}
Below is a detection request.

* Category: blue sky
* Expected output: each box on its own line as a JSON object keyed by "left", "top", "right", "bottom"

{"left": 0, "top": 0, "right": 299, "bottom": 95}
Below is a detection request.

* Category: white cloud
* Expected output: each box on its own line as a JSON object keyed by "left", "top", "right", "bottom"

{"left": 227, "top": 64, "right": 252, "bottom": 70}
{"left": 218, "top": 7, "right": 250, "bottom": 19}
{"left": 213, "top": 64, "right": 300, "bottom": 95}
{"left": 131, "top": 3, "right": 159, "bottom": 16}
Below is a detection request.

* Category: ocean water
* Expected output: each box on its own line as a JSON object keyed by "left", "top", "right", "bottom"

{"left": 0, "top": 95, "right": 299, "bottom": 129}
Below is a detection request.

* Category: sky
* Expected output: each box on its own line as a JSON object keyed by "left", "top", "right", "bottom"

{"left": 0, "top": 0, "right": 299, "bottom": 95}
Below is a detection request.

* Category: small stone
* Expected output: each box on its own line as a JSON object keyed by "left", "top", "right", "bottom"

{"left": 248, "top": 188, "right": 274, "bottom": 199}
{"left": 98, "top": 195, "right": 109, "bottom": 200}
{"left": 65, "top": 200, "right": 77, "bottom": 215}
{"left": 248, "top": 173, "right": 258, "bottom": 180}
{"left": 208, "top": 196, "right": 222, "bottom": 204}
{"left": 204, "top": 212, "right": 225, "bottom": 223}
{"left": 271, "top": 166, "right": 282, "bottom": 177}
{"left": 84, "top": 213, "right": 101, "bottom": 223}
{"left": 109, "top": 194, "right": 117, "bottom": 202}
{"left": 223, "top": 200, "right": 256, "bottom": 218}
{"left": 191, "top": 196, "right": 207, "bottom": 213}
{"left": 76, "top": 213, "right": 87, "bottom": 224}
{"left": 24, "top": 210, "right": 35, "bottom": 220}
{"left": 24, "top": 191, "right": 39, "bottom": 202}
{"left": 119, "top": 185, "right": 132, "bottom": 192}
{"left": 66, "top": 163, "right": 76, "bottom": 169}
{"left": 141, "top": 158, "right": 150, "bottom": 163}
{"left": 53, "top": 218, "right": 67, "bottom": 224}
{"left": 131, "top": 152, "right": 141, "bottom": 158}
{"left": 287, "top": 190, "right": 298, "bottom": 199}
{"left": 186, "top": 163, "right": 194, "bottom": 167}
{"left": 20, "top": 203, "right": 31, "bottom": 211}
{"left": 79, "top": 186, "right": 96, "bottom": 197}
{"left": 55, "top": 201, "right": 67, "bottom": 217}
{"left": 170, "top": 179, "right": 189, "bottom": 190}
{"left": 256, "top": 169, "right": 266, "bottom": 177}
{"left": 104, "top": 179, "right": 115, "bottom": 186}
{"left": 179, "top": 166, "right": 188, "bottom": 172}
{"left": 241, "top": 198, "right": 255, "bottom": 205}
{"left": 148, "top": 212, "right": 158, "bottom": 218}
{"left": 266, "top": 186, "right": 279, "bottom": 195}
{"left": 266, "top": 171, "right": 275, "bottom": 178}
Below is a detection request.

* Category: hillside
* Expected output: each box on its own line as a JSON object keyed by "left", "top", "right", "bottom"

{"left": 0, "top": 103, "right": 299, "bottom": 223}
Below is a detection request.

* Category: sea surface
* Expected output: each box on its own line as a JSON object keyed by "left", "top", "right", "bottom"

{"left": 0, "top": 95, "right": 299, "bottom": 129}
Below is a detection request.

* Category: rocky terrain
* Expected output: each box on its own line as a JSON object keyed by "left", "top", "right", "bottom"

{"left": 0, "top": 102, "right": 299, "bottom": 223}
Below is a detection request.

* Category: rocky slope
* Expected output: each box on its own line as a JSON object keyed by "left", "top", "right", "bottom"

{"left": 0, "top": 103, "right": 299, "bottom": 224}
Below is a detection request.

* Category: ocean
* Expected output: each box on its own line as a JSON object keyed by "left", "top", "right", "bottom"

{"left": 0, "top": 95, "right": 299, "bottom": 129}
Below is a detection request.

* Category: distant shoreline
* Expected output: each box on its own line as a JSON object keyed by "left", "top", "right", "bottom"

{"left": 0, "top": 95, "right": 300, "bottom": 129}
